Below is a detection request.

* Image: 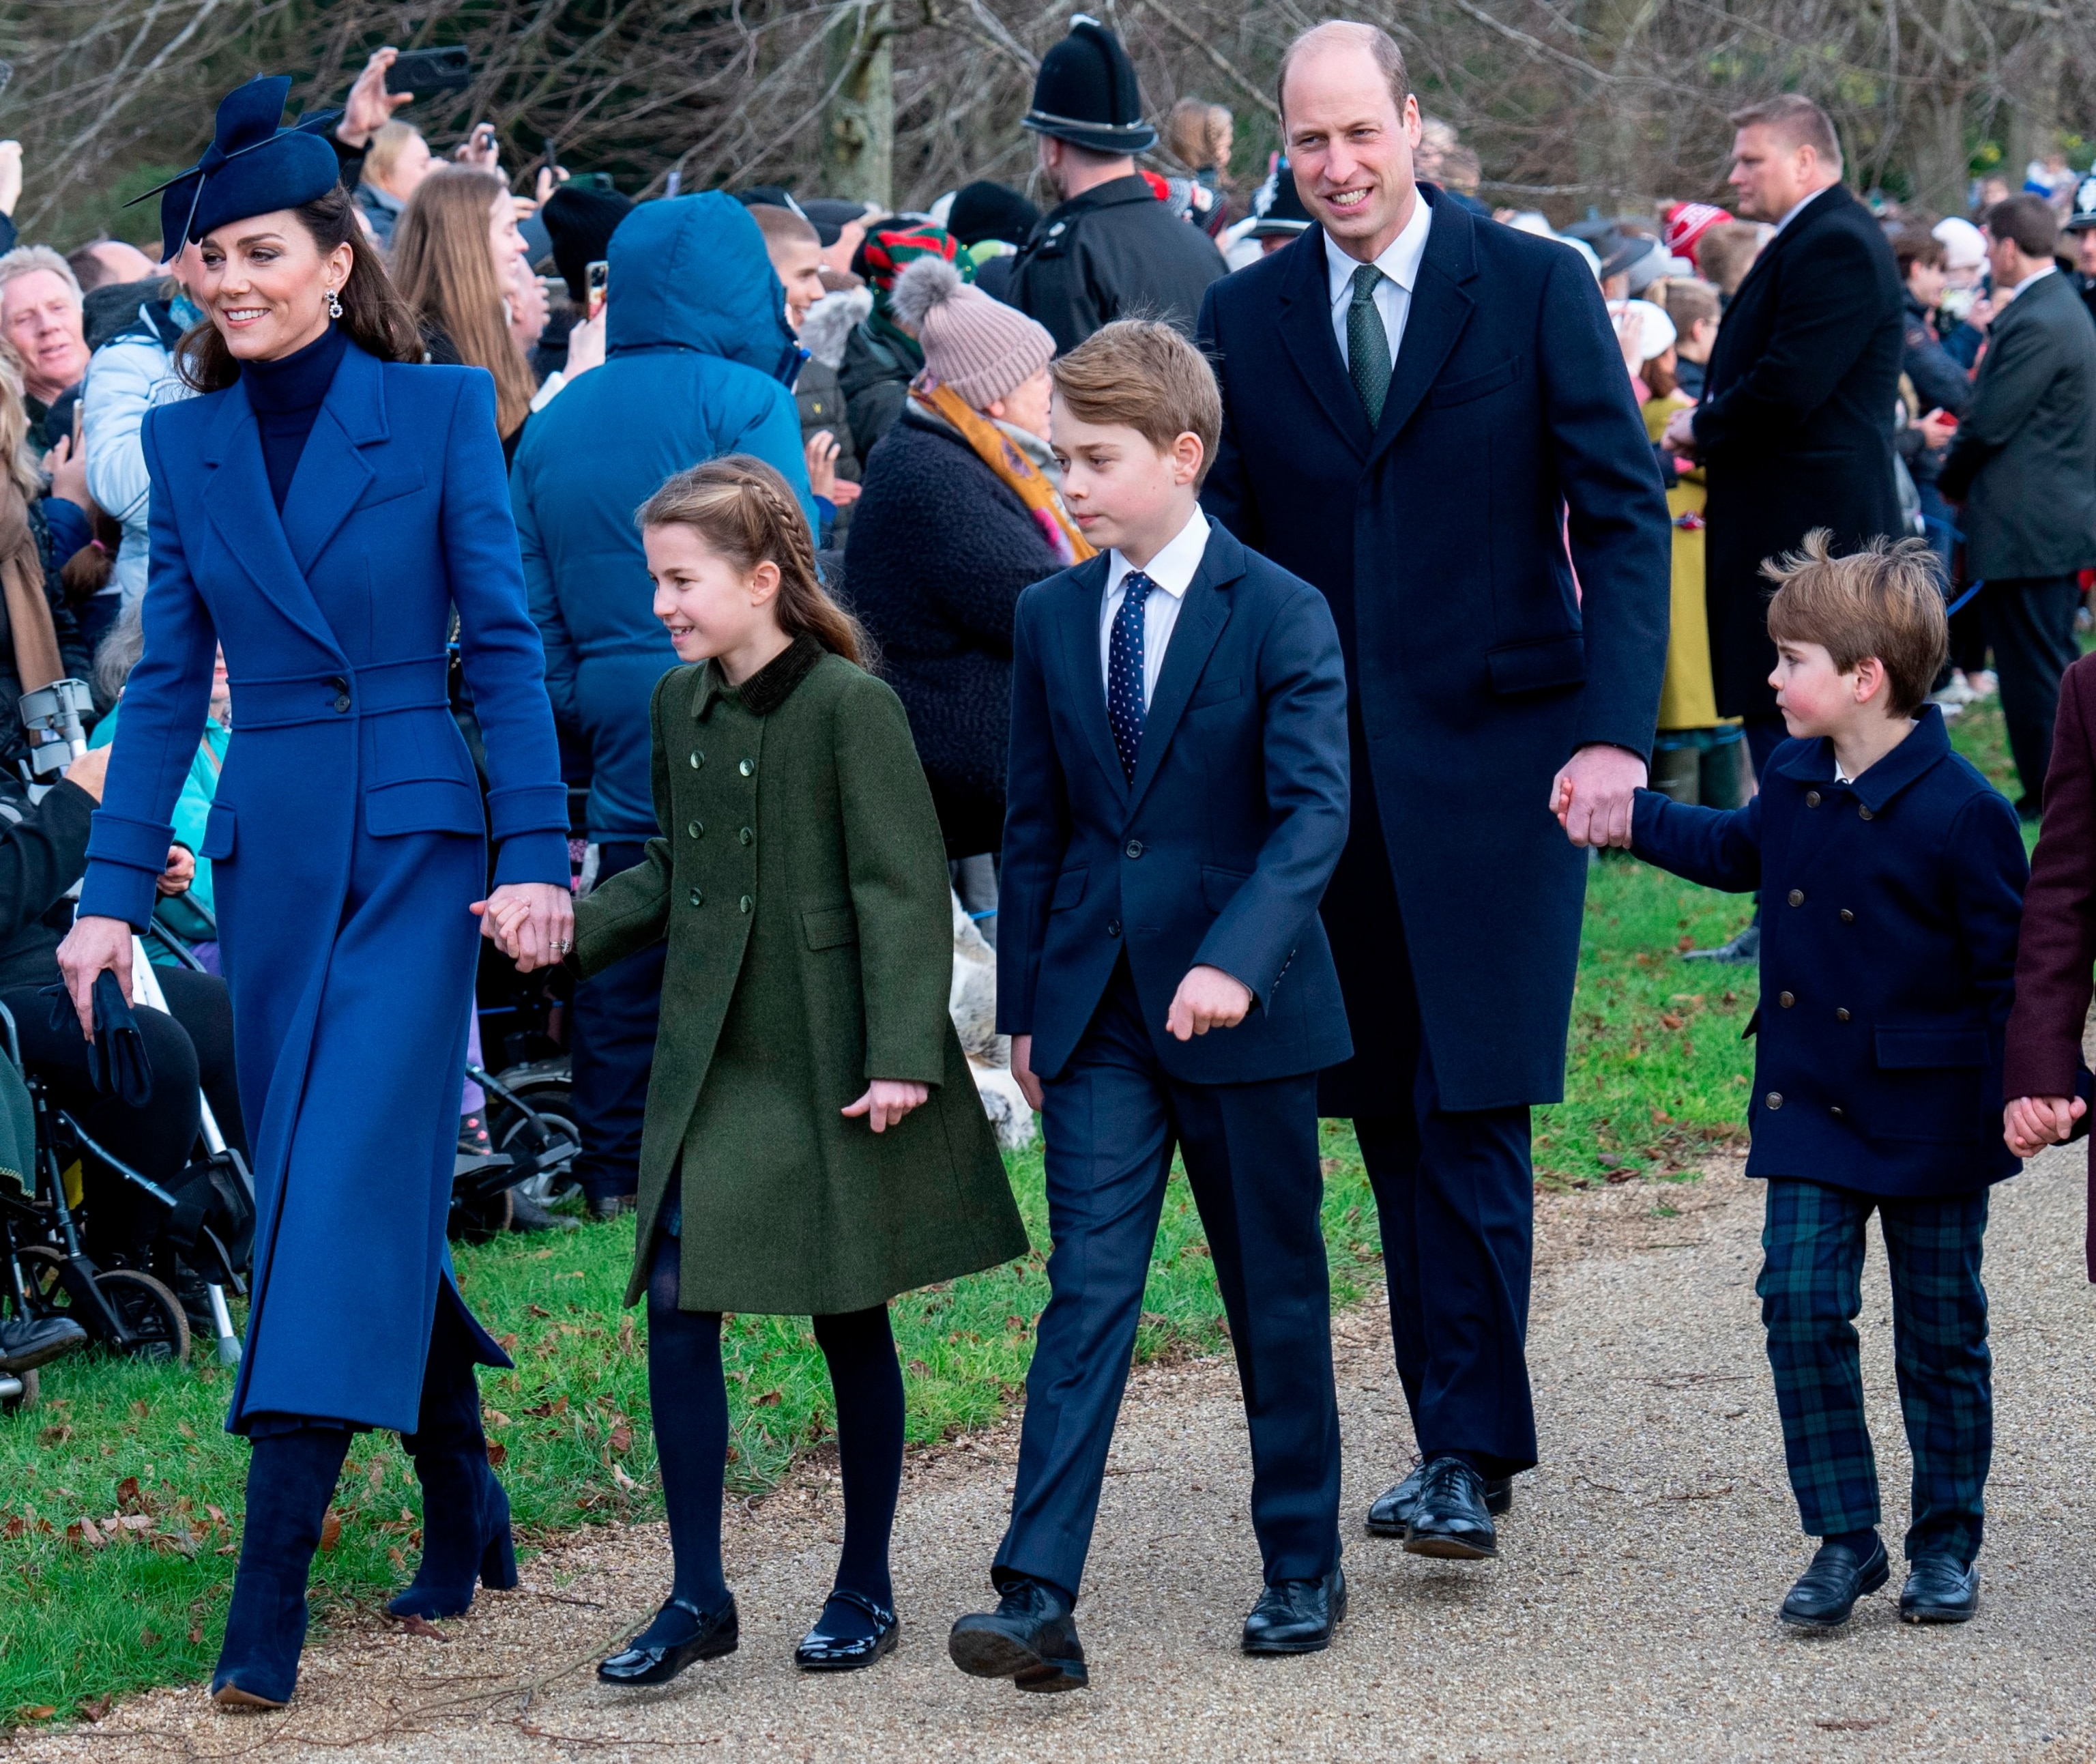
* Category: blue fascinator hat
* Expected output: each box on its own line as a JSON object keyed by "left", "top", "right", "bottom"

{"left": 134, "top": 76, "right": 345, "bottom": 250}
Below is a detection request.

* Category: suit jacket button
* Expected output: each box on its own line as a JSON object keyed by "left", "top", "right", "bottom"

{"left": 1765, "top": 1092, "right": 1784, "bottom": 1110}
{"left": 1125, "top": 839, "right": 1144, "bottom": 859}
{"left": 688, "top": 889, "right": 703, "bottom": 908}
{"left": 1805, "top": 790, "right": 1821, "bottom": 807}
{"left": 333, "top": 692, "right": 351, "bottom": 713}
{"left": 739, "top": 758, "right": 755, "bottom": 777}
{"left": 1836, "top": 1007, "right": 1850, "bottom": 1022}
{"left": 1787, "top": 888, "right": 1804, "bottom": 906}
{"left": 1839, "top": 908, "right": 1854, "bottom": 923}
{"left": 739, "top": 895, "right": 753, "bottom": 914}
{"left": 690, "top": 751, "right": 704, "bottom": 769}
{"left": 1859, "top": 805, "right": 1874, "bottom": 821}
{"left": 739, "top": 827, "right": 753, "bottom": 845}
{"left": 688, "top": 820, "right": 703, "bottom": 839}
{"left": 1107, "top": 919, "right": 1122, "bottom": 938}
{"left": 1830, "top": 1105, "right": 1845, "bottom": 1118}
{"left": 1779, "top": 991, "right": 1795, "bottom": 1007}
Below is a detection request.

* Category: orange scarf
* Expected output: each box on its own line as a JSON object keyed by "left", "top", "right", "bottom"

{"left": 911, "top": 383, "right": 1094, "bottom": 567}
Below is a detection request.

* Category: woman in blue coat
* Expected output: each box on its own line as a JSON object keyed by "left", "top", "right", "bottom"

{"left": 57, "top": 80, "right": 574, "bottom": 1710}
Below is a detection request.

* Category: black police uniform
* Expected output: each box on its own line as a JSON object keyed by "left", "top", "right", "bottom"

{"left": 2071, "top": 174, "right": 2096, "bottom": 331}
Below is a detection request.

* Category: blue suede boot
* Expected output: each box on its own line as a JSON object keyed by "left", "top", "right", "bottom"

{"left": 211, "top": 1424, "right": 351, "bottom": 1709}
{"left": 389, "top": 1304, "right": 518, "bottom": 1619}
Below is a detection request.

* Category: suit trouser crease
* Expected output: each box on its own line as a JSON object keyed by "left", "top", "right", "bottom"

{"left": 1981, "top": 577, "right": 2080, "bottom": 809}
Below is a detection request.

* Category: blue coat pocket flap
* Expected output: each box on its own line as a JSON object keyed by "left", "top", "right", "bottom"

{"left": 199, "top": 804, "right": 235, "bottom": 861}
{"left": 364, "top": 778, "right": 486, "bottom": 838}
{"left": 802, "top": 905, "right": 859, "bottom": 950}
{"left": 1051, "top": 866, "right": 1088, "bottom": 911}
{"left": 1486, "top": 633, "right": 1586, "bottom": 696}
{"left": 1429, "top": 356, "right": 1523, "bottom": 407}
{"left": 1875, "top": 1026, "right": 1990, "bottom": 1069}
{"left": 356, "top": 465, "right": 426, "bottom": 510}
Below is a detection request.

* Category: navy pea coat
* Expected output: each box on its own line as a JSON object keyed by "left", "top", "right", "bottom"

{"left": 997, "top": 522, "right": 1354, "bottom": 1084}
{"left": 80, "top": 343, "right": 570, "bottom": 1433}
{"left": 1631, "top": 706, "right": 2026, "bottom": 1198}
{"left": 1197, "top": 188, "right": 1672, "bottom": 1111}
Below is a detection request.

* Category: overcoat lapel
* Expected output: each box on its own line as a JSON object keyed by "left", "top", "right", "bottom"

{"left": 199, "top": 381, "right": 345, "bottom": 658}
{"left": 1367, "top": 194, "right": 1476, "bottom": 467}
{"left": 1056, "top": 557, "right": 1130, "bottom": 803}
{"left": 1277, "top": 231, "right": 1374, "bottom": 458}
{"left": 1126, "top": 537, "right": 1238, "bottom": 815}
{"left": 280, "top": 343, "right": 385, "bottom": 579}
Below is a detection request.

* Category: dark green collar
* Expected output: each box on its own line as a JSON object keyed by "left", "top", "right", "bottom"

{"left": 694, "top": 633, "right": 825, "bottom": 719}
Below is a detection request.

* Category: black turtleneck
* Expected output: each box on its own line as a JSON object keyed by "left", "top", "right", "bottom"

{"left": 241, "top": 322, "right": 349, "bottom": 512}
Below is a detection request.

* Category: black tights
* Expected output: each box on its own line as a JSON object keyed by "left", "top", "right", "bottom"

{"left": 643, "top": 1232, "right": 904, "bottom": 1636}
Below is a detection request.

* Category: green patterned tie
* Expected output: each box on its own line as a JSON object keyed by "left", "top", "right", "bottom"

{"left": 1348, "top": 262, "right": 1391, "bottom": 427}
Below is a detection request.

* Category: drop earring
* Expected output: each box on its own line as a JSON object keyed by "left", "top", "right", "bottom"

{"left": 325, "top": 287, "right": 343, "bottom": 320}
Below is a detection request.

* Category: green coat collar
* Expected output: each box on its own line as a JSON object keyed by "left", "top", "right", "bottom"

{"left": 693, "top": 633, "right": 826, "bottom": 720}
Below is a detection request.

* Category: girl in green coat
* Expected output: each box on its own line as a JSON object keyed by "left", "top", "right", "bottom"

{"left": 496, "top": 455, "right": 1028, "bottom": 1686}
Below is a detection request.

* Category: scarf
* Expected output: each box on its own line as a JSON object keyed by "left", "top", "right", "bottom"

{"left": 911, "top": 382, "right": 1094, "bottom": 568}
{"left": 0, "top": 483, "right": 63, "bottom": 698}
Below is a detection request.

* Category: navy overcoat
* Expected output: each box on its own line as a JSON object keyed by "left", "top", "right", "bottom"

{"left": 1197, "top": 188, "right": 1672, "bottom": 1111}
{"left": 1631, "top": 707, "right": 2026, "bottom": 1198}
{"left": 997, "top": 522, "right": 1354, "bottom": 1085}
{"left": 80, "top": 343, "right": 570, "bottom": 1433}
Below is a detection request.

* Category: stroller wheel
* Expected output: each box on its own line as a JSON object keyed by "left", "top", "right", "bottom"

{"left": 97, "top": 1270, "right": 192, "bottom": 1363}
{"left": 0, "top": 1368, "right": 38, "bottom": 1414}
{"left": 450, "top": 1186, "right": 514, "bottom": 1246}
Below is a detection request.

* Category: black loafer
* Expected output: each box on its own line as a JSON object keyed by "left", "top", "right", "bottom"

{"left": 795, "top": 1589, "right": 901, "bottom": 1671}
{"left": 1403, "top": 1458, "right": 1498, "bottom": 1560}
{"left": 1367, "top": 1464, "right": 1513, "bottom": 1536}
{"left": 1242, "top": 1567, "right": 1346, "bottom": 1655}
{"left": 597, "top": 1595, "right": 738, "bottom": 1685}
{"left": 1779, "top": 1538, "right": 1889, "bottom": 1629}
{"left": 948, "top": 1576, "right": 1088, "bottom": 1692}
{"left": 1900, "top": 1554, "right": 1979, "bottom": 1624}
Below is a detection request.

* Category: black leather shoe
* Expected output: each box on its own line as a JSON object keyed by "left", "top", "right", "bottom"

{"left": 1242, "top": 1567, "right": 1346, "bottom": 1655}
{"left": 1900, "top": 1554, "right": 1979, "bottom": 1623}
{"left": 1367, "top": 1465, "right": 1513, "bottom": 1537}
{"left": 589, "top": 1194, "right": 637, "bottom": 1222}
{"left": 597, "top": 1595, "right": 738, "bottom": 1685}
{"left": 508, "top": 1193, "right": 579, "bottom": 1233}
{"left": 1779, "top": 1538, "right": 1889, "bottom": 1629}
{"left": 948, "top": 1577, "right": 1087, "bottom": 1692}
{"left": 0, "top": 1314, "right": 87, "bottom": 1374}
{"left": 1403, "top": 1458, "right": 1498, "bottom": 1560}
{"left": 795, "top": 1589, "right": 901, "bottom": 1671}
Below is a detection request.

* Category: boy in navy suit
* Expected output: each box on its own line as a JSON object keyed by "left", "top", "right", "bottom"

{"left": 948, "top": 322, "right": 1353, "bottom": 1689}
{"left": 1564, "top": 533, "right": 2026, "bottom": 1632}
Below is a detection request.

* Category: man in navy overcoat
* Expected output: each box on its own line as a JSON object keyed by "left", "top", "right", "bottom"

{"left": 1197, "top": 22, "right": 1670, "bottom": 1553}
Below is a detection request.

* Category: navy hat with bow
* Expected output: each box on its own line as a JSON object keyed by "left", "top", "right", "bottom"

{"left": 134, "top": 76, "right": 345, "bottom": 251}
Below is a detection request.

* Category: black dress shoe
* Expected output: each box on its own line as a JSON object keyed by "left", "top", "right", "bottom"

{"left": 589, "top": 1194, "right": 638, "bottom": 1222}
{"left": 0, "top": 1314, "right": 87, "bottom": 1374}
{"left": 1403, "top": 1457, "right": 1498, "bottom": 1560}
{"left": 508, "top": 1192, "right": 579, "bottom": 1233}
{"left": 1900, "top": 1554, "right": 1979, "bottom": 1623}
{"left": 1779, "top": 1538, "right": 1889, "bottom": 1629}
{"left": 597, "top": 1595, "right": 738, "bottom": 1685}
{"left": 1242, "top": 1567, "right": 1346, "bottom": 1655}
{"left": 948, "top": 1577, "right": 1087, "bottom": 1692}
{"left": 1367, "top": 1464, "right": 1513, "bottom": 1536}
{"left": 795, "top": 1589, "right": 901, "bottom": 1671}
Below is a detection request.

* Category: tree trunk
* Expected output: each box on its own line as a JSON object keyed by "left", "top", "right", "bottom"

{"left": 821, "top": 0, "right": 896, "bottom": 210}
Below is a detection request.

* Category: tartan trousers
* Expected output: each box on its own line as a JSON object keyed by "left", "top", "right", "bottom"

{"left": 1758, "top": 1177, "right": 1992, "bottom": 1563}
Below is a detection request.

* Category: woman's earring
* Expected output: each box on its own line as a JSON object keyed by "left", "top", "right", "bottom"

{"left": 325, "top": 286, "right": 344, "bottom": 320}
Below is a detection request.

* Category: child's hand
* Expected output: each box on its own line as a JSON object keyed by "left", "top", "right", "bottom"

{"left": 843, "top": 1078, "right": 929, "bottom": 1133}
{"left": 1009, "top": 1035, "right": 1043, "bottom": 1112}
{"left": 1166, "top": 965, "right": 1252, "bottom": 1041}
{"left": 470, "top": 897, "right": 522, "bottom": 960}
{"left": 2005, "top": 1094, "right": 2084, "bottom": 1157}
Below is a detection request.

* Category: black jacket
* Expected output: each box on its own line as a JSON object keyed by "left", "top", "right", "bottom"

{"left": 844, "top": 409, "right": 1063, "bottom": 857}
{"left": 0, "top": 778, "right": 93, "bottom": 992}
{"left": 1693, "top": 184, "right": 1904, "bottom": 719}
{"left": 1938, "top": 269, "right": 2096, "bottom": 581}
{"left": 1010, "top": 175, "right": 1225, "bottom": 353}
{"left": 838, "top": 323, "right": 914, "bottom": 456}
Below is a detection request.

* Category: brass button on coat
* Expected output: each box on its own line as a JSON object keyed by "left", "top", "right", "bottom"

{"left": 1840, "top": 908, "right": 1855, "bottom": 923}
{"left": 1805, "top": 790, "right": 1821, "bottom": 807}
{"left": 739, "top": 757, "right": 755, "bottom": 777}
{"left": 1766, "top": 1092, "right": 1784, "bottom": 1110}
{"left": 1779, "top": 991, "right": 1795, "bottom": 1007}
{"left": 1787, "top": 888, "right": 1805, "bottom": 906}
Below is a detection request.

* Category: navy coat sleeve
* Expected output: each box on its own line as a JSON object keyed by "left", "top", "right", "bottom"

{"left": 1947, "top": 787, "right": 2030, "bottom": 1057}
{"left": 995, "top": 585, "right": 1073, "bottom": 1039}
{"left": 1629, "top": 786, "right": 1765, "bottom": 893}
{"left": 1195, "top": 285, "right": 1264, "bottom": 555}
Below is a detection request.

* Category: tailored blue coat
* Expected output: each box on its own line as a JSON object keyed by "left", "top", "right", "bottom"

{"left": 998, "top": 521, "right": 1354, "bottom": 1084}
{"left": 1631, "top": 706, "right": 2027, "bottom": 1197}
{"left": 80, "top": 343, "right": 570, "bottom": 1433}
{"left": 1197, "top": 188, "right": 1672, "bottom": 1112}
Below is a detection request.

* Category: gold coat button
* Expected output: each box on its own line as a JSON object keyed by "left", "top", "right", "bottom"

{"left": 1787, "top": 888, "right": 1805, "bottom": 906}
{"left": 690, "top": 750, "right": 704, "bottom": 769}
{"left": 1859, "top": 806, "right": 1874, "bottom": 821}
{"left": 1839, "top": 908, "right": 1854, "bottom": 923}
{"left": 1836, "top": 1008, "right": 1850, "bottom": 1022}
{"left": 1779, "top": 991, "right": 1795, "bottom": 1007}
{"left": 1805, "top": 790, "right": 1821, "bottom": 807}
{"left": 739, "top": 758, "right": 755, "bottom": 777}
{"left": 739, "top": 895, "right": 753, "bottom": 914}
{"left": 1766, "top": 1093, "right": 1784, "bottom": 1110}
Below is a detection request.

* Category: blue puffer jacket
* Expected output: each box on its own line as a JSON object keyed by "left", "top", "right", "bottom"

{"left": 511, "top": 194, "right": 815, "bottom": 841}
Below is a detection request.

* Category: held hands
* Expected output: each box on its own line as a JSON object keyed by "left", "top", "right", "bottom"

{"left": 843, "top": 1080, "right": 929, "bottom": 1133}
{"left": 55, "top": 914, "right": 133, "bottom": 1041}
{"left": 1660, "top": 406, "right": 1699, "bottom": 459}
{"left": 1551, "top": 744, "right": 1647, "bottom": 850}
{"left": 471, "top": 882, "right": 576, "bottom": 972}
{"left": 1167, "top": 965, "right": 1253, "bottom": 1041}
{"left": 2004, "top": 1095, "right": 2086, "bottom": 1158}
{"left": 1009, "top": 1034, "right": 1043, "bottom": 1112}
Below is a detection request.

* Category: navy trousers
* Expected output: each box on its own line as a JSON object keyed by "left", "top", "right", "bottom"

{"left": 995, "top": 961, "right": 1341, "bottom": 1603}
{"left": 1759, "top": 1178, "right": 1992, "bottom": 1564}
{"left": 569, "top": 841, "right": 663, "bottom": 1202}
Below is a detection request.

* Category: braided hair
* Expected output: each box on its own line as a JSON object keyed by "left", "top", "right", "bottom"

{"left": 637, "top": 456, "right": 868, "bottom": 667}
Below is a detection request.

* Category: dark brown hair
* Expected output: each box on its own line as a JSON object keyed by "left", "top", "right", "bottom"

{"left": 1764, "top": 530, "right": 1948, "bottom": 717}
{"left": 392, "top": 168, "right": 538, "bottom": 437}
{"left": 1892, "top": 231, "right": 1947, "bottom": 277}
{"left": 1051, "top": 319, "right": 1223, "bottom": 487}
{"left": 59, "top": 503, "right": 119, "bottom": 607}
{"left": 637, "top": 455, "right": 867, "bottom": 667}
{"left": 177, "top": 184, "right": 421, "bottom": 393}
{"left": 1729, "top": 93, "right": 1843, "bottom": 171}
{"left": 1986, "top": 194, "right": 2058, "bottom": 260}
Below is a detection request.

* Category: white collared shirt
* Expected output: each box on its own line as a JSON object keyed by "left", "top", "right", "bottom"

{"left": 1773, "top": 183, "right": 1838, "bottom": 235}
{"left": 2009, "top": 263, "right": 2058, "bottom": 299}
{"left": 1324, "top": 192, "right": 1433, "bottom": 370}
{"left": 1099, "top": 506, "right": 1211, "bottom": 712}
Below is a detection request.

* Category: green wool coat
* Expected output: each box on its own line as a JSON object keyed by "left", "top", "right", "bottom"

{"left": 572, "top": 637, "right": 1028, "bottom": 1314}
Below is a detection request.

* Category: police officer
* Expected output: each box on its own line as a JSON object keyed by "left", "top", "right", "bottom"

{"left": 1008, "top": 15, "right": 1224, "bottom": 352}
{"left": 2069, "top": 173, "right": 2096, "bottom": 331}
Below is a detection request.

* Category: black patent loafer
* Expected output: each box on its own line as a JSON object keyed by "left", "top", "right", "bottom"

{"left": 1403, "top": 1458, "right": 1499, "bottom": 1560}
{"left": 1242, "top": 1567, "right": 1347, "bottom": 1655}
{"left": 1367, "top": 1464, "right": 1513, "bottom": 1536}
{"left": 795, "top": 1589, "right": 901, "bottom": 1671}
{"left": 1900, "top": 1554, "right": 1979, "bottom": 1624}
{"left": 948, "top": 1576, "right": 1088, "bottom": 1692}
{"left": 597, "top": 1595, "right": 739, "bottom": 1685}
{"left": 1779, "top": 1538, "right": 1889, "bottom": 1629}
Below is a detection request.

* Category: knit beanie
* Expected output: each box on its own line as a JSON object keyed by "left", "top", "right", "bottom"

{"left": 890, "top": 257, "right": 1055, "bottom": 408}
{"left": 543, "top": 184, "right": 636, "bottom": 302}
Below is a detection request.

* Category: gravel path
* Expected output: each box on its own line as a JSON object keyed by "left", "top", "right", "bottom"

{"left": 19, "top": 1148, "right": 2096, "bottom": 1763}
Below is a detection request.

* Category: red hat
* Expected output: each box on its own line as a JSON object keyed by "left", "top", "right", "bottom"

{"left": 1663, "top": 201, "right": 1732, "bottom": 269}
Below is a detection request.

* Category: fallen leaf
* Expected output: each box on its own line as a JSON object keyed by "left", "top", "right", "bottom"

{"left": 1660, "top": 1013, "right": 1684, "bottom": 1030}
{"left": 907, "top": 1360, "right": 929, "bottom": 1377}
{"left": 607, "top": 1422, "right": 632, "bottom": 1454}
{"left": 496, "top": 1333, "right": 519, "bottom": 1352}
{"left": 611, "top": 1464, "right": 639, "bottom": 1491}
{"left": 69, "top": 1518, "right": 102, "bottom": 1548}
{"left": 485, "top": 1442, "right": 507, "bottom": 1469}
{"left": 177, "top": 1422, "right": 196, "bottom": 1440}
{"left": 753, "top": 1389, "right": 782, "bottom": 1407}
{"left": 188, "top": 1625, "right": 203, "bottom": 1645}
{"left": 388, "top": 1546, "right": 407, "bottom": 1574}
{"left": 115, "top": 1513, "right": 154, "bottom": 1532}
{"left": 115, "top": 1476, "right": 145, "bottom": 1513}
{"left": 78, "top": 1693, "right": 112, "bottom": 1721}
{"left": 318, "top": 1511, "right": 342, "bottom": 1552}
{"left": 20, "top": 1706, "right": 56, "bottom": 1721}
{"left": 395, "top": 1613, "right": 447, "bottom": 1640}
{"left": 527, "top": 1304, "right": 551, "bottom": 1319}
{"left": 130, "top": 1400, "right": 149, "bottom": 1421}
{"left": 532, "top": 1248, "right": 555, "bottom": 1260}
{"left": 37, "top": 1424, "right": 71, "bottom": 1446}
{"left": 205, "top": 1505, "right": 226, "bottom": 1526}
{"left": 483, "top": 1408, "right": 512, "bottom": 1428}
{"left": 139, "top": 1629, "right": 160, "bottom": 1647}
{"left": 617, "top": 1316, "right": 637, "bottom": 1355}
{"left": 2, "top": 1516, "right": 24, "bottom": 1539}
{"left": 367, "top": 1460, "right": 386, "bottom": 1494}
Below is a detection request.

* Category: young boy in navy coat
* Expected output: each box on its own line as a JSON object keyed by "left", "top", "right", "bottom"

{"left": 1564, "top": 532, "right": 2026, "bottom": 1631}
{"left": 948, "top": 321, "right": 1352, "bottom": 1690}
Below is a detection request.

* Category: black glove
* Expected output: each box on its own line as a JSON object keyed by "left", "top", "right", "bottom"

{"left": 40, "top": 970, "right": 154, "bottom": 1106}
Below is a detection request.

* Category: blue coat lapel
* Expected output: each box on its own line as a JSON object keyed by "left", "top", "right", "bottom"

{"left": 280, "top": 342, "right": 387, "bottom": 579}
{"left": 1277, "top": 230, "right": 1373, "bottom": 459}
{"left": 1366, "top": 189, "right": 1477, "bottom": 467}
{"left": 1126, "top": 528, "right": 1240, "bottom": 815}
{"left": 1056, "top": 554, "right": 1129, "bottom": 803}
{"left": 200, "top": 382, "right": 345, "bottom": 658}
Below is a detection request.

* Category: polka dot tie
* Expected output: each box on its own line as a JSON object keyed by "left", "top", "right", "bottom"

{"left": 1107, "top": 570, "right": 1155, "bottom": 781}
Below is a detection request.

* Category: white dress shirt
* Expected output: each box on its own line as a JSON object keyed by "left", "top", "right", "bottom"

{"left": 2008, "top": 263, "right": 2058, "bottom": 300}
{"left": 1325, "top": 193, "right": 1433, "bottom": 369}
{"left": 1773, "top": 184, "right": 1837, "bottom": 235}
{"left": 1099, "top": 506, "right": 1212, "bottom": 712}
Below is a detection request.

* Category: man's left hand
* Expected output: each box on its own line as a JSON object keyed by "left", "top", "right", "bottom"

{"left": 1552, "top": 743, "right": 1646, "bottom": 849}
{"left": 336, "top": 48, "right": 411, "bottom": 149}
{"left": 1660, "top": 407, "right": 1698, "bottom": 457}
{"left": 1165, "top": 965, "right": 1253, "bottom": 1041}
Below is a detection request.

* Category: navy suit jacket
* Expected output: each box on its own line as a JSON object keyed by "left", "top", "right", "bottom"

{"left": 1199, "top": 187, "right": 1671, "bottom": 1111}
{"left": 1631, "top": 707, "right": 2026, "bottom": 1198}
{"left": 998, "top": 521, "right": 1353, "bottom": 1085}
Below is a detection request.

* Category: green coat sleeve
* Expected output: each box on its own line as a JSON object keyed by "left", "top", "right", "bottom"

{"left": 834, "top": 670, "right": 952, "bottom": 1086}
{"left": 573, "top": 671, "right": 677, "bottom": 979}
